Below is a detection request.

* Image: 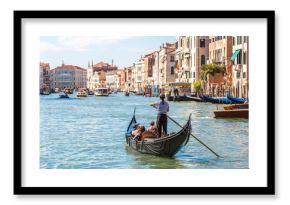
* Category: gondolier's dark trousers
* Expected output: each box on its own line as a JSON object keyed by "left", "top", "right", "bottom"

{"left": 157, "top": 114, "right": 167, "bottom": 138}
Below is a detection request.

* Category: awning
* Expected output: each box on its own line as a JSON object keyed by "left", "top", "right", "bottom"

{"left": 231, "top": 49, "right": 240, "bottom": 61}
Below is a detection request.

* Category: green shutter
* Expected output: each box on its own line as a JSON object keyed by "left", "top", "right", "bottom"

{"left": 231, "top": 49, "right": 240, "bottom": 61}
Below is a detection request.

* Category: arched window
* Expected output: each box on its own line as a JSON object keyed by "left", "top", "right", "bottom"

{"left": 201, "top": 55, "right": 206, "bottom": 65}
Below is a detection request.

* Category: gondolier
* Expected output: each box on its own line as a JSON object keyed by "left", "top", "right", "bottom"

{"left": 150, "top": 93, "right": 169, "bottom": 138}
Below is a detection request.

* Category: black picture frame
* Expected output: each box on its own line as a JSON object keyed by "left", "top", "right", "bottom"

{"left": 14, "top": 10, "right": 275, "bottom": 195}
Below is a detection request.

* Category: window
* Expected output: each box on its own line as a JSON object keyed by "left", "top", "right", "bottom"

{"left": 244, "top": 36, "right": 248, "bottom": 43}
{"left": 171, "top": 66, "right": 174, "bottom": 75}
{"left": 201, "top": 55, "right": 206, "bottom": 65}
{"left": 236, "top": 71, "right": 240, "bottom": 78}
{"left": 187, "top": 38, "right": 190, "bottom": 48}
{"left": 243, "top": 51, "right": 247, "bottom": 64}
{"left": 170, "top": 55, "right": 175, "bottom": 62}
{"left": 193, "top": 72, "right": 195, "bottom": 78}
{"left": 243, "top": 72, "right": 246, "bottom": 79}
{"left": 233, "top": 37, "right": 235, "bottom": 46}
{"left": 200, "top": 39, "right": 205, "bottom": 48}
{"left": 237, "top": 36, "right": 242, "bottom": 45}
{"left": 180, "top": 39, "right": 183, "bottom": 47}
{"left": 209, "top": 39, "right": 211, "bottom": 43}
{"left": 237, "top": 49, "right": 242, "bottom": 64}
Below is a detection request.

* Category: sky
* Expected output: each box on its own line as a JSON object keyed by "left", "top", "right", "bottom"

{"left": 40, "top": 36, "right": 176, "bottom": 69}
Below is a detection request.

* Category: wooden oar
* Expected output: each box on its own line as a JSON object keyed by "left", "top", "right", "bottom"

{"left": 150, "top": 104, "right": 220, "bottom": 157}
{"left": 166, "top": 115, "right": 220, "bottom": 158}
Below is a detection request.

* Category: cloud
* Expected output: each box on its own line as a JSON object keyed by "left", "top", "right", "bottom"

{"left": 56, "top": 36, "right": 130, "bottom": 51}
{"left": 40, "top": 36, "right": 131, "bottom": 54}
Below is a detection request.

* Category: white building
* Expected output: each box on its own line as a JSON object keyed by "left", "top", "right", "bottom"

{"left": 133, "top": 59, "right": 145, "bottom": 92}
{"left": 106, "top": 72, "right": 119, "bottom": 90}
{"left": 231, "top": 36, "right": 249, "bottom": 98}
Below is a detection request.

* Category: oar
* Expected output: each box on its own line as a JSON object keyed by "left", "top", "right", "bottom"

{"left": 166, "top": 115, "right": 220, "bottom": 158}
{"left": 151, "top": 104, "right": 220, "bottom": 157}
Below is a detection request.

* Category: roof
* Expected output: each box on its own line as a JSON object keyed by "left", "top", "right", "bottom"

{"left": 93, "top": 61, "right": 110, "bottom": 67}
{"left": 40, "top": 62, "right": 50, "bottom": 68}
{"left": 53, "top": 64, "right": 86, "bottom": 71}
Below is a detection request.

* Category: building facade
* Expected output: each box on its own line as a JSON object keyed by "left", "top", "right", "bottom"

{"left": 39, "top": 62, "right": 50, "bottom": 93}
{"left": 132, "top": 59, "right": 145, "bottom": 92}
{"left": 158, "top": 43, "right": 176, "bottom": 87}
{"left": 191, "top": 36, "right": 209, "bottom": 83}
{"left": 231, "top": 36, "right": 249, "bottom": 98}
{"left": 207, "top": 36, "right": 233, "bottom": 95}
{"left": 175, "top": 36, "right": 191, "bottom": 83}
{"left": 50, "top": 64, "right": 87, "bottom": 90}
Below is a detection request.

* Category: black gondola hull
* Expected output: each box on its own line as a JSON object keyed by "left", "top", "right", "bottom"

{"left": 125, "top": 114, "right": 191, "bottom": 157}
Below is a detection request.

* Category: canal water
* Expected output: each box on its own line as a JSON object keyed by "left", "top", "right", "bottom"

{"left": 40, "top": 93, "right": 248, "bottom": 169}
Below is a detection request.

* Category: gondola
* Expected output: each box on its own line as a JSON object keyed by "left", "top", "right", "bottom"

{"left": 201, "top": 96, "right": 233, "bottom": 104}
{"left": 167, "top": 95, "right": 202, "bottom": 102}
{"left": 227, "top": 96, "right": 248, "bottom": 104}
{"left": 125, "top": 111, "right": 192, "bottom": 157}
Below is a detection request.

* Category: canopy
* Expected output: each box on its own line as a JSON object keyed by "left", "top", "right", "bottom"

{"left": 231, "top": 49, "right": 240, "bottom": 61}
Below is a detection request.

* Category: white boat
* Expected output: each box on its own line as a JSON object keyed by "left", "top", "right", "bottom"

{"left": 94, "top": 88, "right": 109, "bottom": 96}
{"left": 42, "top": 90, "right": 50, "bottom": 95}
{"left": 54, "top": 88, "right": 60, "bottom": 93}
{"left": 76, "top": 91, "right": 87, "bottom": 97}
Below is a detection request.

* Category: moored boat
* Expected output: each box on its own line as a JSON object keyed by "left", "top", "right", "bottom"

{"left": 227, "top": 96, "right": 248, "bottom": 104}
{"left": 125, "top": 112, "right": 192, "bottom": 157}
{"left": 124, "top": 91, "right": 130, "bottom": 96}
{"left": 94, "top": 88, "right": 109, "bottom": 96}
{"left": 201, "top": 96, "right": 233, "bottom": 104}
{"left": 214, "top": 109, "right": 248, "bottom": 118}
{"left": 223, "top": 103, "right": 249, "bottom": 110}
{"left": 167, "top": 95, "right": 202, "bottom": 102}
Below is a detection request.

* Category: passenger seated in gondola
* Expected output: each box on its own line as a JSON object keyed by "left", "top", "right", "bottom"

{"left": 147, "top": 121, "right": 157, "bottom": 134}
{"left": 140, "top": 121, "right": 158, "bottom": 141}
{"left": 131, "top": 125, "right": 145, "bottom": 140}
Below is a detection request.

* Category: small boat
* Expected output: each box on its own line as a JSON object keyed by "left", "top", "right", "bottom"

{"left": 227, "top": 96, "right": 248, "bottom": 104}
{"left": 223, "top": 103, "right": 249, "bottom": 110}
{"left": 135, "top": 91, "right": 144, "bottom": 96}
{"left": 94, "top": 88, "right": 109, "bottom": 96}
{"left": 54, "top": 88, "right": 60, "bottom": 93}
{"left": 201, "top": 96, "right": 233, "bottom": 104}
{"left": 76, "top": 91, "right": 87, "bottom": 97}
{"left": 59, "top": 93, "right": 69, "bottom": 98}
{"left": 87, "top": 90, "right": 94, "bottom": 95}
{"left": 42, "top": 91, "right": 50, "bottom": 95}
{"left": 125, "top": 111, "right": 192, "bottom": 157}
{"left": 167, "top": 95, "right": 202, "bottom": 102}
{"left": 124, "top": 91, "right": 130, "bottom": 96}
{"left": 214, "top": 109, "right": 248, "bottom": 118}
{"left": 64, "top": 88, "right": 73, "bottom": 94}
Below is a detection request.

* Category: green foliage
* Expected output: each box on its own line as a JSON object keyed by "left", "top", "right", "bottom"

{"left": 201, "top": 64, "right": 226, "bottom": 80}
